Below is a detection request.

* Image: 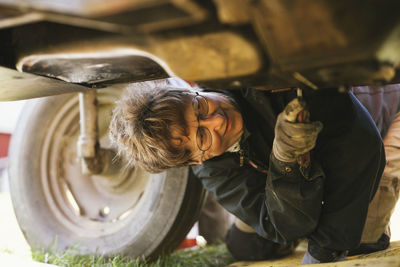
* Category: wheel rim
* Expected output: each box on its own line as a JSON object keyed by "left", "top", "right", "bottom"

{"left": 39, "top": 88, "right": 172, "bottom": 238}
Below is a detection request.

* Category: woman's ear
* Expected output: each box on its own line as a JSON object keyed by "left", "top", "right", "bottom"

{"left": 170, "top": 137, "right": 183, "bottom": 147}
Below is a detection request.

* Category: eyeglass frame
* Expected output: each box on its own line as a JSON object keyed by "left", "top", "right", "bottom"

{"left": 192, "top": 92, "right": 213, "bottom": 158}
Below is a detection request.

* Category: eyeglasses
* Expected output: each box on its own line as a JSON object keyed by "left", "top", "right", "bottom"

{"left": 192, "top": 92, "right": 212, "bottom": 157}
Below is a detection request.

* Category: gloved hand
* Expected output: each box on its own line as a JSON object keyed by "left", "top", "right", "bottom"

{"left": 272, "top": 98, "right": 323, "bottom": 162}
{"left": 301, "top": 251, "right": 347, "bottom": 265}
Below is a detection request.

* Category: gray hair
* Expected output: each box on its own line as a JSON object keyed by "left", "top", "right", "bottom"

{"left": 109, "top": 80, "right": 199, "bottom": 173}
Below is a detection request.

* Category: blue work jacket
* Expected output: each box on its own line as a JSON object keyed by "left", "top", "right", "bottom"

{"left": 192, "top": 87, "right": 388, "bottom": 261}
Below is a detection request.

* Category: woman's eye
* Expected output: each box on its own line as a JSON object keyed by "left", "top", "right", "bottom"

{"left": 198, "top": 127, "right": 212, "bottom": 150}
{"left": 198, "top": 129, "right": 205, "bottom": 144}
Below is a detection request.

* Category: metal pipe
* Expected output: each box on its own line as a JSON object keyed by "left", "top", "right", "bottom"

{"left": 77, "top": 89, "right": 98, "bottom": 159}
{"left": 77, "top": 89, "right": 104, "bottom": 175}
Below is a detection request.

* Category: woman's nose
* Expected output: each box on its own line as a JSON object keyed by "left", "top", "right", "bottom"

{"left": 200, "top": 110, "right": 224, "bottom": 131}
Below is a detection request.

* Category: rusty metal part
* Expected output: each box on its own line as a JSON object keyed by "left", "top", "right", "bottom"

{"left": 78, "top": 90, "right": 98, "bottom": 159}
{"left": 2, "top": 48, "right": 171, "bottom": 101}
{"left": 250, "top": 0, "right": 400, "bottom": 88}
{"left": 11, "top": 33, "right": 262, "bottom": 99}
{"left": 17, "top": 49, "right": 171, "bottom": 85}
{"left": 0, "top": 0, "right": 208, "bottom": 33}
{"left": 77, "top": 89, "right": 104, "bottom": 175}
{"left": 0, "top": 0, "right": 400, "bottom": 96}
{"left": 0, "top": 0, "right": 201, "bottom": 17}
{"left": 17, "top": 34, "right": 262, "bottom": 83}
{"left": 80, "top": 148, "right": 118, "bottom": 175}
{"left": 0, "top": 11, "right": 43, "bottom": 29}
{"left": 212, "top": 0, "right": 251, "bottom": 25}
{"left": 293, "top": 72, "right": 318, "bottom": 90}
{"left": 0, "top": 66, "right": 90, "bottom": 101}
{"left": 145, "top": 31, "right": 262, "bottom": 82}
{"left": 80, "top": 146, "right": 124, "bottom": 176}
{"left": 77, "top": 89, "right": 123, "bottom": 175}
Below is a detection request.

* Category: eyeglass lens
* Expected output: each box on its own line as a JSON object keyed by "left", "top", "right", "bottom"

{"left": 192, "top": 95, "right": 212, "bottom": 152}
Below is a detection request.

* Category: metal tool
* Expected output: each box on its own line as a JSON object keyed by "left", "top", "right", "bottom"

{"left": 296, "top": 88, "right": 311, "bottom": 168}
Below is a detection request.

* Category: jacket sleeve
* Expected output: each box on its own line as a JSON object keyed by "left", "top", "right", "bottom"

{"left": 191, "top": 151, "right": 325, "bottom": 244}
{"left": 352, "top": 84, "right": 400, "bottom": 138}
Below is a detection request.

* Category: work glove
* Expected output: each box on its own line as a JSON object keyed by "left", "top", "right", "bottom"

{"left": 301, "top": 251, "right": 347, "bottom": 264}
{"left": 272, "top": 98, "right": 323, "bottom": 162}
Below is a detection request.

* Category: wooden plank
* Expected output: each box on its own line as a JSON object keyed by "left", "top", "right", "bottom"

{"left": 230, "top": 241, "right": 400, "bottom": 267}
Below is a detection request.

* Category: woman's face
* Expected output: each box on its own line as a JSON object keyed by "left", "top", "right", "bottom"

{"left": 179, "top": 92, "right": 243, "bottom": 164}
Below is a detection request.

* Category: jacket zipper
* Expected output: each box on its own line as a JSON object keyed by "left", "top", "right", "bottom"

{"left": 239, "top": 149, "right": 244, "bottom": 167}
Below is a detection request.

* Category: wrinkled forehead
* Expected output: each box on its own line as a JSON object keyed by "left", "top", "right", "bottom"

{"left": 168, "top": 94, "right": 195, "bottom": 143}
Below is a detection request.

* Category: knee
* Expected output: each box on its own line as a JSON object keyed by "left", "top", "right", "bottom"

{"left": 225, "top": 223, "right": 298, "bottom": 261}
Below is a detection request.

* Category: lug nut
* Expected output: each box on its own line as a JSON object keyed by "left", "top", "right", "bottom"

{"left": 99, "top": 206, "right": 110, "bottom": 217}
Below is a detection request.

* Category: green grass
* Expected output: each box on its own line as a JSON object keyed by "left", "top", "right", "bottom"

{"left": 0, "top": 247, "right": 13, "bottom": 254}
{"left": 32, "top": 243, "right": 235, "bottom": 267}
